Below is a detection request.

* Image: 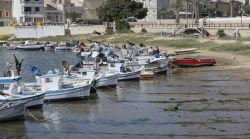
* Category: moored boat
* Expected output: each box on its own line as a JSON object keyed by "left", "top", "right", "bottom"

{"left": 34, "top": 71, "right": 91, "bottom": 101}
{"left": 171, "top": 58, "right": 216, "bottom": 67}
{"left": 0, "top": 102, "right": 25, "bottom": 122}
{"left": 16, "top": 41, "right": 44, "bottom": 51}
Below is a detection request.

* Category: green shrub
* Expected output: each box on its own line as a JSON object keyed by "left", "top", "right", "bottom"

{"left": 217, "top": 29, "right": 226, "bottom": 38}
{"left": 141, "top": 28, "right": 147, "bottom": 33}
{"left": 0, "top": 35, "right": 10, "bottom": 40}
{"left": 105, "top": 27, "right": 114, "bottom": 34}
{"left": 115, "top": 20, "right": 130, "bottom": 33}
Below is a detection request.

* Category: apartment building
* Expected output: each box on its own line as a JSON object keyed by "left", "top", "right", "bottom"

{"left": 12, "top": 0, "right": 45, "bottom": 25}
{"left": 44, "top": 0, "right": 72, "bottom": 23}
{"left": 0, "top": 0, "right": 12, "bottom": 26}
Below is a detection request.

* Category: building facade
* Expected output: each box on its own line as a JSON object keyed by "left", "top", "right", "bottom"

{"left": 44, "top": 0, "right": 71, "bottom": 23}
{"left": 0, "top": 0, "right": 12, "bottom": 26}
{"left": 12, "top": 0, "right": 45, "bottom": 25}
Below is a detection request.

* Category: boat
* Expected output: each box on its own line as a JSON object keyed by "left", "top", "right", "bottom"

{"left": 129, "top": 55, "right": 169, "bottom": 74}
{"left": 55, "top": 45, "right": 72, "bottom": 52}
{"left": 95, "top": 64, "right": 119, "bottom": 88}
{"left": 107, "top": 62, "right": 141, "bottom": 81}
{"left": 171, "top": 58, "right": 216, "bottom": 67}
{"left": 34, "top": 71, "right": 91, "bottom": 101}
{"left": 44, "top": 43, "right": 55, "bottom": 51}
{"left": 16, "top": 41, "right": 44, "bottom": 51}
{"left": 0, "top": 71, "right": 45, "bottom": 109}
{"left": 71, "top": 62, "right": 119, "bottom": 88}
{"left": 70, "top": 64, "right": 97, "bottom": 93}
{"left": 140, "top": 69, "right": 155, "bottom": 80}
{"left": 0, "top": 101, "right": 25, "bottom": 122}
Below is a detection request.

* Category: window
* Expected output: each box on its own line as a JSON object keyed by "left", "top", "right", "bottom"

{"left": 5, "top": 12, "right": 8, "bottom": 17}
{"left": 45, "top": 78, "right": 53, "bottom": 83}
{"left": 0, "top": 11, "right": 2, "bottom": 18}
{"left": 81, "top": 72, "right": 87, "bottom": 76}
{"left": 24, "top": 7, "right": 32, "bottom": 13}
{"left": 35, "top": 7, "right": 40, "bottom": 12}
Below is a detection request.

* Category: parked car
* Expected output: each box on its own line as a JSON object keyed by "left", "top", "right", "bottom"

{"left": 127, "top": 17, "right": 137, "bottom": 22}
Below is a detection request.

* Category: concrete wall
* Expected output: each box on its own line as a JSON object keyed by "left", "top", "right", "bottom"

{"left": 69, "top": 25, "right": 105, "bottom": 35}
{"left": 15, "top": 25, "right": 65, "bottom": 38}
{"left": 0, "top": 26, "right": 15, "bottom": 35}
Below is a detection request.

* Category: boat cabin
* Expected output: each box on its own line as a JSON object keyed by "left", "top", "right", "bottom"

{"left": 39, "top": 73, "right": 63, "bottom": 93}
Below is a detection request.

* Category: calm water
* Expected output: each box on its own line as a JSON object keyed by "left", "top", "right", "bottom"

{"left": 1, "top": 49, "right": 250, "bottom": 139}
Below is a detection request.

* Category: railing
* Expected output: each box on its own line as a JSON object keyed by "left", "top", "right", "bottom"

{"left": 20, "top": 0, "right": 43, "bottom": 4}
{"left": 129, "top": 23, "right": 250, "bottom": 29}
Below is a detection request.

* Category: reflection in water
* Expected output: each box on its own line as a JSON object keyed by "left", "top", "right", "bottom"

{"left": 0, "top": 121, "right": 27, "bottom": 138}
{"left": 1, "top": 50, "right": 250, "bottom": 138}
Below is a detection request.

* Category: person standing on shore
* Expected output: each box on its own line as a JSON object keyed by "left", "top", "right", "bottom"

{"left": 148, "top": 47, "right": 153, "bottom": 55}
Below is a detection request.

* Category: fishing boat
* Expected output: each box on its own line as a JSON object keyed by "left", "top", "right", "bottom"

{"left": 95, "top": 64, "right": 119, "bottom": 88}
{"left": 129, "top": 55, "right": 169, "bottom": 74}
{"left": 69, "top": 64, "right": 97, "bottom": 93}
{"left": 107, "top": 62, "right": 141, "bottom": 81}
{"left": 55, "top": 45, "right": 72, "bottom": 52}
{"left": 16, "top": 41, "right": 44, "bottom": 51}
{"left": 0, "top": 101, "right": 25, "bottom": 122}
{"left": 34, "top": 71, "right": 91, "bottom": 101}
{"left": 171, "top": 58, "right": 216, "bottom": 67}
{"left": 0, "top": 73, "right": 45, "bottom": 109}
{"left": 43, "top": 43, "right": 55, "bottom": 51}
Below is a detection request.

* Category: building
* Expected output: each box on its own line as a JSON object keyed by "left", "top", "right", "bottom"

{"left": 201, "top": 0, "right": 243, "bottom": 17}
{"left": 12, "top": 0, "right": 45, "bottom": 25}
{"left": 82, "top": 0, "right": 104, "bottom": 20}
{"left": 44, "top": 0, "right": 71, "bottom": 23}
{"left": 0, "top": 0, "right": 12, "bottom": 26}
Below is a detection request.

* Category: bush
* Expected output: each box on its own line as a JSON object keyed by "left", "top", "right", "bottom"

{"left": 217, "top": 29, "right": 226, "bottom": 38}
{"left": 105, "top": 27, "right": 114, "bottom": 34}
{"left": 115, "top": 20, "right": 130, "bottom": 33}
{"left": 141, "top": 28, "right": 147, "bottom": 33}
{"left": 0, "top": 35, "right": 10, "bottom": 40}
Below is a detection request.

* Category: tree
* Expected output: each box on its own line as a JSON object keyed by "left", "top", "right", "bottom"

{"left": 96, "top": 0, "right": 148, "bottom": 30}
{"left": 192, "top": 0, "right": 205, "bottom": 24}
{"left": 172, "top": 0, "right": 184, "bottom": 24}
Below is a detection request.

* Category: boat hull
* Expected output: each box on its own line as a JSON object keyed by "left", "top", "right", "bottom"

{"left": 118, "top": 71, "right": 141, "bottom": 81}
{"left": 16, "top": 45, "right": 43, "bottom": 51}
{"left": 172, "top": 59, "right": 216, "bottom": 67}
{"left": 1, "top": 93, "right": 45, "bottom": 109}
{"left": 96, "top": 75, "right": 118, "bottom": 88}
{"left": 45, "top": 85, "right": 91, "bottom": 101}
{"left": 0, "top": 103, "right": 25, "bottom": 122}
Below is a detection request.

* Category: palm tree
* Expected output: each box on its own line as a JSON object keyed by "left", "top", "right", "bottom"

{"left": 172, "top": 0, "right": 184, "bottom": 24}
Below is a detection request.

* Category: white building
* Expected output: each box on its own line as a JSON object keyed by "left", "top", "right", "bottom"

{"left": 12, "top": 0, "right": 44, "bottom": 25}
{"left": 136, "top": 0, "right": 171, "bottom": 22}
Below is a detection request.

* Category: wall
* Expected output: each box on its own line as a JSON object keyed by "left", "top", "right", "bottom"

{"left": 0, "top": 26, "right": 15, "bottom": 35}
{"left": 69, "top": 25, "right": 105, "bottom": 35}
{"left": 15, "top": 25, "right": 65, "bottom": 38}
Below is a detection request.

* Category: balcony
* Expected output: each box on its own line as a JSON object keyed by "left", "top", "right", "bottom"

{"left": 20, "top": 0, "right": 44, "bottom": 5}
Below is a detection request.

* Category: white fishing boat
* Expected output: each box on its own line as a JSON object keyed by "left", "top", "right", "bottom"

{"left": 55, "top": 42, "right": 72, "bottom": 52}
{"left": 55, "top": 45, "right": 72, "bottom": 51}
{"left": 16, "top": 41, "right": 43, "bottom": 51}
{"left": 44, "top": 43, "right": 55, "bottom": 51}
{"left": 0, "top": 101, "right": 25, "bottom": 122}
{"left": 95, "top": 64, "right": 119, "bottom": 88}
{"left": 0, "top": 71, "right": 45, "bottom": 109}
{"left": 129, "top": 55, "right": 169, "bottom": 74}
{"left": 34, "top": 71, "right": 91, "bottom": 101}
{"left": 107, "top": 62, "right": 141, "bottom": 81}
